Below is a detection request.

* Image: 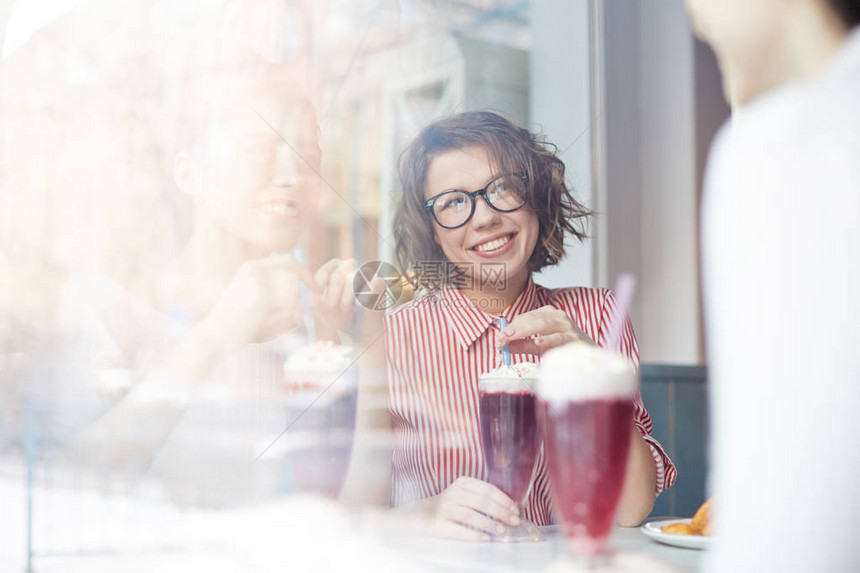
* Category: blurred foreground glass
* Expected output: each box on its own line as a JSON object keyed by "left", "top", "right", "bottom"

{"left": 478, "top": 366, "right": 541, "bottom": 542}
{"left": 538, "top": 343, "right": 635, "bottom": 563}
{"left": 281, "top": 342, "right": 358, "bottom": 499}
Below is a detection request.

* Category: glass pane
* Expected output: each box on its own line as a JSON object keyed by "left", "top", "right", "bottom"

{"left": 0, "top": 1, "right": 597, "bottom": 569}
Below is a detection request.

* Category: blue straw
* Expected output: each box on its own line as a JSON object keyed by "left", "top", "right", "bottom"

{"left": 292, "top": 247, "right": 316, "bottom": 342}
{"left": 499, "top": 317, "right": 512, "bottom": 366}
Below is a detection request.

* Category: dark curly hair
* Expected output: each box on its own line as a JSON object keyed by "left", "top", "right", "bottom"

{"left": 828, "top": 0, "right": 860, "bottom": 28}
{"left": 394, "top": 111, "right": 592, "bottom": 290}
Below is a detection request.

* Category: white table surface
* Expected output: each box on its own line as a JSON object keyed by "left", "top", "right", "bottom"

{"left": 1, "top": 463, "right": 704, "bottom": 573}
{"left": 10, "top": 523, "right": 704, "bottom": 573}
{"left": 381, "top": 522, "right": 704, "bottom": 573}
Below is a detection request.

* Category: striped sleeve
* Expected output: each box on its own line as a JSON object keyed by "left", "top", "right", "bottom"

{"left": 384, "top": 308, "right": 433, "bottom": 507}
{"left": 597, "top": 289, "right": 677, "bottom": 496}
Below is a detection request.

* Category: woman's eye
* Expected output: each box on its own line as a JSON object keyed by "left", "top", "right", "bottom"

{"left": 440, "top": 196, "right": 466, "bottom": 211}
{"left": 488, "top": 185, "right": 508, "bottom": 199}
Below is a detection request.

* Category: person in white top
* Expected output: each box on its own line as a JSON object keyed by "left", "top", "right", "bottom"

{"left": 686, "top": 0, "right": 860, "bottom": 571}
{"left": 54, "top": 57, "right": 359, "bottom": 500}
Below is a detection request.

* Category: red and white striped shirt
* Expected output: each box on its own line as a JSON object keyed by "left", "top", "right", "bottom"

{"left": 385, "top": 278, "right": 676, "bottom": 525}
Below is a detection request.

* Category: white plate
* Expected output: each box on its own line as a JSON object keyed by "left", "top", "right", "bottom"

{"left": 640, "top": 519, "right": 713, "bottom": 550}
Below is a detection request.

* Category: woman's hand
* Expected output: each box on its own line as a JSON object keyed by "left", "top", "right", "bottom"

{"left": 415, "top": 476, "right": 521, "bottom": 541}
{"left": 309, "top": 258, "right": 357, "bottom": 341}
{"left": 495, "top": 305, "right": 594, "bottom": 356}
{"left": 201, "top": 253, "right": 318, "bottom": 352}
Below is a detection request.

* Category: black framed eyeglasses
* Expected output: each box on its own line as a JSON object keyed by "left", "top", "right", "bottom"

{"left": 422, "top": 172, "right": 529, "bottom": 229}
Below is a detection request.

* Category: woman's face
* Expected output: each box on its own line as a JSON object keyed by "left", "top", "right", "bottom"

{"left": 424, "top": 146, "right": 539, "bottom": 292}
{"left": 188, "top": 91, "right": 321, "bottom": 254}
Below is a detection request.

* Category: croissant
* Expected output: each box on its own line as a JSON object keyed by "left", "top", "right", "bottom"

{"left": 660, "top": 498, "right": 712, "bottom": 536}
{"left": 660, "top": 522, "right": 696, "bottom": 535}
{"left": 690, "top": 498, "right": 712, "bottom": 535}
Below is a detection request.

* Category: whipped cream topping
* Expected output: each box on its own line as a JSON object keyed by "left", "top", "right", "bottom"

{"left": 537, "top": 342, "right": 635, "bottom": 401}
{"left": 483, "top": 362, "right": 539, "bottom": 378}
{"left": 479, "top": 361, "right": 539, "bottom": 393}
{"left": 283, "top": 341, "right": 354, "bottom": 389}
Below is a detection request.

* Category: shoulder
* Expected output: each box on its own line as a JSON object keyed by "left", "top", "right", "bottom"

{"left": 536, "top": 285, "right": 615, "bottom": 321}
{"left": 706, "top": 72, "right": 860, "bottom": 189}
{"left": 385, "top": 289, "right": 445, "bottom": 326}
{"left": 807, "top": 31, "right": 860, "bottom": 138}
{"left": 797, "top": 63, "right": 860, "bottom": 185}
{"left": 706, "top": 87, "right": 808, "bottom": 190}
{"left": 534, "top": 284, "right": 613, "bottom": 315}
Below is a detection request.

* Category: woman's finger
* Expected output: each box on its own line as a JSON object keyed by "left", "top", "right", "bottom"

{"left": 314, "top": 258, "right": 341, "bottom": 288}
{"left": 267, "top": 253, "right": 322, "bottom": 296}
{"left": 497, "top": 318, "right": 553, "bottom": 349}
{"left": 339, "top": 260, "right": 357, "bottom": 312}
{"left": 323, "top": 265, "right": 347, "bottom": 309}
{"left": 451, "top": 477, "right": 520, "bottom": 525}
{"left": 496, "top": 307, "right": 573, "bottom": 350}
{"left": 455, "top": 489, "right": 521, "bottom": 526}
{"left": 497, "top": 312, "right": 552, "bottom": 339}
{"left": 457, "top": 476, "right": 517, "bottom": 505}
{"left": 534, "top": 332, "right": 577, "bottom": 351}
{"left": 445, "top": 504, "right": 507, "bottom": 537}
{"left": 505, "top": 338, "right": 542, "bottom": 356}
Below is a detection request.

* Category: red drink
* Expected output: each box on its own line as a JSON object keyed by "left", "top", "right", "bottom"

{"left": 540, "top": 397, "right": 632, "bottom": 556}
{"left": 478, "top": 390, "right": 539, "bottom": 502}
{"left": 282, "top": 342, "right": 357, "bottom": 499}
{"left": 477, "top": 363, "right": 543, "bottom": 542}
{"left": 538, "top": 342, "right": 637, "bottom": 558}
{"left": 285, "top": 387, "right": 357, "bottom": 498}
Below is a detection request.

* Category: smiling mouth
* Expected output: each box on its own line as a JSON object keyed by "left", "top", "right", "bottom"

{"left": 261, "top": 202, "right": 298, "bottom": 217}
{"left": 472, "top": 233, "right": 515, "bottom": 253}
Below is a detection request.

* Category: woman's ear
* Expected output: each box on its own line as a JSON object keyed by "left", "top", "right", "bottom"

{"left": 173, "top": 152, "right": 196, "bottom": 196}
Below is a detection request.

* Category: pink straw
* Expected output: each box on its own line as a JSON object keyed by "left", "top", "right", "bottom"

{"left": 605, "top": 274, "right": 636, "bottom": 352}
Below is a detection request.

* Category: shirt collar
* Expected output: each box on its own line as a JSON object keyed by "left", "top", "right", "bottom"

{"left": 439, "top": 277, "right": 540, "bottom": 349}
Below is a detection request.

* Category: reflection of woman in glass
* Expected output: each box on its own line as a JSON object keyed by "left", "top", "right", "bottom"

{"left": 60, "top": 60, "right": 357, "bottom": 502}
{"left": 386, "top": 111, "right": 675, "bottom": 539}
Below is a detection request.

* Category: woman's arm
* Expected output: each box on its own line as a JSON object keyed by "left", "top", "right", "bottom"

{"left": 338, "top": 366, "right": 392, "bottom": 508}
{"left": 616, "top": 424, "right": 657, "bottom": 526}
{"left": 70, "top": 315, "right": 246, "bottom": 481}
{"left": 70, "top": 255, "right": 326, "bottom": 478}
{"left": 337, "top": 282, "right": 392, "bottom": 508}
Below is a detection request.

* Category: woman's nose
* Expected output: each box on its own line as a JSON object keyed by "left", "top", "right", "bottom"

{"left": 272, "top": 144, "right": 301, "bottom": 186}
{"left": 470, "top": 196, "right": 501, "bottom": 229}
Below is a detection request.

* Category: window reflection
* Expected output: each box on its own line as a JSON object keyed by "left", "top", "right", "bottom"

{"left": 0, "top": 0, "right": 550, "bottom": 569}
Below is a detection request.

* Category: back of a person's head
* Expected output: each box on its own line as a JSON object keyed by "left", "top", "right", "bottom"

{"left": 828, "top": 0, "right": 860, "bottom": 28}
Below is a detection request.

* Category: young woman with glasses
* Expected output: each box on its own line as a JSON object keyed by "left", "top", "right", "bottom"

{"left": 385, "top": 111, "right": 675, "bottom": 539}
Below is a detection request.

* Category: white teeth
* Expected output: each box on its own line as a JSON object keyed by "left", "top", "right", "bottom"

{"left": 263, "top": 204, "right": 298, "bottom": 217}
{"left": 474, "top": 235, "right": 512, "bottom": 252}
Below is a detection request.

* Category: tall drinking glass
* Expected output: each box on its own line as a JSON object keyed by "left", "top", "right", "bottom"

{"left": 282, "top": 342, "right": 357, "bottom": 499}
{"left": 478, "top": 363, "right": 542, "bottom": 542}
{"left": 537, "top": 342, "right": 635, "bottom": 561}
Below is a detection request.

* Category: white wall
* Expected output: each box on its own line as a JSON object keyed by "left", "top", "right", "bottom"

{"left": 637, "top": 2, "right": 701, "bottom": 364}
{"left": 599, "top": 0, "right": 706, "bottom": 364}
{"left": 530, "top": 0, "right": 594, "bottom": 289}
